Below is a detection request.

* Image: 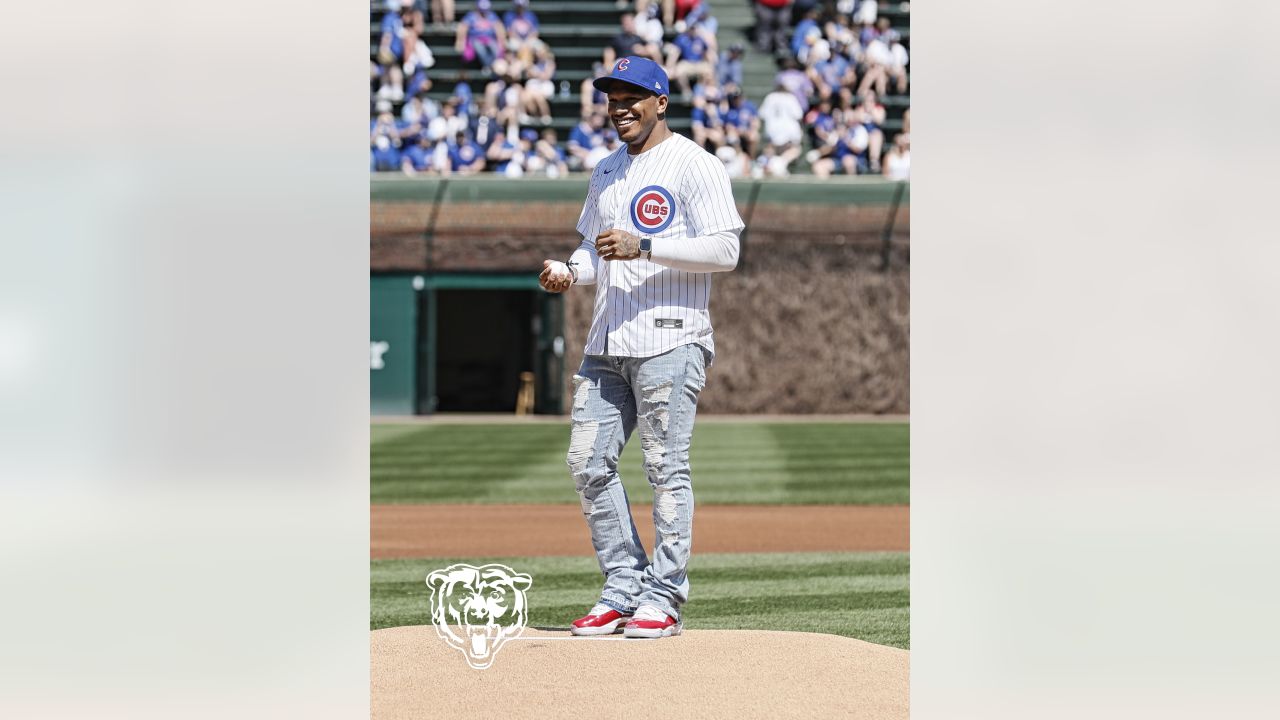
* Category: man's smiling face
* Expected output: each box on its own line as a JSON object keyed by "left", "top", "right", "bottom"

{"left": 606, "top": 85, "right": 667, "bottom": 147}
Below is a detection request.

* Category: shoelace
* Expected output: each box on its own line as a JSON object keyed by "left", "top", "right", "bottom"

{"left": 632, "top": 605, "right": 669, "bottom": 622}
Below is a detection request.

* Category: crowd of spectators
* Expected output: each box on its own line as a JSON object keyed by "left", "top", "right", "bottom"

{"left": 748, "top": 0, "right": 910, "bottom": 178}
{"left": 371, "top": 0, "right": 908, "bottom": 179}
{"left": 372, "top": 0, "right": 580, "bottom": 176}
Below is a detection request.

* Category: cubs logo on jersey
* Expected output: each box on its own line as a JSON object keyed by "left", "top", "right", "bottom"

{"left": 630, "top": 185, "right": 676, "bottom": 233}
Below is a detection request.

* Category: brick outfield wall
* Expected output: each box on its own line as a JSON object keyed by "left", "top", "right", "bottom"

{"left": 372, "top": 200, "right": 909, "bottom": 414}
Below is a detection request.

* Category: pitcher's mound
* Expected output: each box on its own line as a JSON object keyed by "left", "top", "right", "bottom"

{"left": 372, "top": 626, "right": 908, "bottom": 719}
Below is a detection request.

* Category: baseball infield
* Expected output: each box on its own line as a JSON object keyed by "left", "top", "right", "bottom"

{"left": 371, "top": 627, "right": 908, "bottom": 719}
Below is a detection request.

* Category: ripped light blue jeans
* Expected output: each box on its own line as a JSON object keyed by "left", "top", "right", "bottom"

{"left": 566, "top": 343, "right": 708, "bottom": 623}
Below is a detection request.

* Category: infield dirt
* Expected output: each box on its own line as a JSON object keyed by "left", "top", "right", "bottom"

{"left": 372, "top": 626, "right": 908, "bottom": 720}
{"left": 372, "top": 503, "right": 909, "bottom": 558}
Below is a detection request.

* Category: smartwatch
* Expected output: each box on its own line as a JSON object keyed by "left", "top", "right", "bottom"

{"left": 639, "top": 236, "right": 652, "bottom": 260}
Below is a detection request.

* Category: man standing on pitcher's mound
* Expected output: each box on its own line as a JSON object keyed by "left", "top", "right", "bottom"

{"left": 538, "top": 56, "right": 744, "bottom": 639}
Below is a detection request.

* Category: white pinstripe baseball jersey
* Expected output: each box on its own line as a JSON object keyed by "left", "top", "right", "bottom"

{"left": 568, "top": 132, "right": 744, "bottom": 365}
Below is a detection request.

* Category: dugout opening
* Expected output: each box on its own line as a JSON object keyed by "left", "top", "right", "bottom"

{"left": 416, "top": 274, "right": 564, "bottom": 415}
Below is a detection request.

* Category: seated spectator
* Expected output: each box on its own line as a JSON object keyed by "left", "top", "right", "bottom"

{"left": 724, "top": 89, "right": 761, "bottom": 159}
{"left": 379, "top": 1, "right": 419, "bottom": 68}
{"left": 671, "top": 0, "right": 702, "bottom": 26}
{"left": 690, "top": 84, "right": 726, "bottom": 151}
{"left": 775, "top": 57, "right": 814, "bottom": 113}
{"left": 405, "top": 0, "right": 427, "bottom": 33}
{"left": 604, "top": 12, "right": 663, "bottom": 68}
{"left": 753, "top": 143, "right": 798, "bottom": 178}
{"left": 481, "top": 58, "right": 524, "bottom": 132}
{"left": 665, "top": 21, "right": 715, "bottom": 98}
{"left": 715, "top": 143, "right": 749, "bottom": 179}
{"left": 523, "top": 44, "right": 556, "bottom": 124}
{"left": 601, "top": 128, "right": 622, "bottom": 158}
{"left": 809, "top": 45, "right": 855, "bottom": 103}
{"left": 402, "top": 34, "right": 436, "bottom": 77}
{"left": 401, "top": 134, "right": 441, "bottom": 176}
{"left": 684, "top": 3, "right": 719, "bottom": 42}
{"left": 455, "top": 0, "right": 506, "bottom": 73}
{"left": 451, "top": 81, "right": 475, "bottom": 117}
{"left": 486, "top": 128, "right": 525, "bottom": 177}
{"left": 789, "top": 6, "right": 819, "bottom": 59}
{"left": 371, "top": 100, "right": 406, "bottom": 144}
{"left": 429, "top": 0, "right": 455, "bottom": 26}
{"left": 401, "top": 92, "right": 440, "bottom": 126}
{"left": 808, "top": 120, "right": 868, "bottom": 178}
{"left": 759, "top": 83, "right": 803, "bottom": 148}
{"left": 853, "top": 0, "right": 877, "bottom": 26}
{"left": 796, "top": 24, "right": 830, "bottom": 67}
{"left": 503, "top": 0, "right": 542, "bottom": 66}
{"left": 804, "top": 98, "right": 838, "bottom": 149}
{"left": 376, "top": 65, "right": 406, "bottom": 103}
{"left": 882, "top": 132, "right": 909, "bottom": 180}
{"left": 443, "top": 131, "right": 485, "bottom": 175}
{"left": 823, "top": 10, "right": 857, "bottom": 49}
{"left": 848, "top": 90, "right": 886, "bottom": 172}
{"left": 567, "top": 112, "right": 607, "bottom": 171}
{"left": 860, "top": 16, "right": 891, "bottom": 47}
{"left": 372, "top": 134, "right": 402, "bottom": 172}
{"left": 635, "top": 2, "right": 666, "bottom": 46}
{"left": 397, "top": 96, "right": 431, "bottom": 148}
{"left": 526, "top": 128, "right": 569, "bottom": 178}
{"left": 428, "top": 98, "right": 469, "bottom": 142}
{"left": 859, "top": 27, "right": 908, "bottom": 96}
{"left": 371, "top": 101, "right": 406, "bottom": 171}
{"left": 886, "top": 30, "right": 910, "bottom": 94}
{"left": 718, "top": 42, "right": 745, "bottom": 91}
{"left": 754, "top": 0, "right": 792, "bottom": 55}
{"left": 579, "top": 62, "right": 608, "bottom": 117}
{"left": 757, "top": 83, "right": 804, "bottom": 176}
{"left": 480, "top": 54, "right": 547, "bottom": 129}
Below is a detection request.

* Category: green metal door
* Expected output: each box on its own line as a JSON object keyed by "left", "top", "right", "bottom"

{"left": 370, "top": 275, "right": 419, "bottom": 415}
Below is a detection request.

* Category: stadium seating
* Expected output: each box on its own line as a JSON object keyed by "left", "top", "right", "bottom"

{"left": 371, "top": 1, "right": 910, "bottom": 168}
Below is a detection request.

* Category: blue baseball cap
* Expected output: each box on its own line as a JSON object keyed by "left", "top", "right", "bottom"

{"left": 592, "top": 56, "right": 669, "bottom": 97}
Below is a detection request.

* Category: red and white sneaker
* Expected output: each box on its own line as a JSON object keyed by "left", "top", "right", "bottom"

{"left": 623, "top": 605, "right": 682, "bottom": 639}
{"left": 570, "top": 603, "right": 633, "bottom": 636}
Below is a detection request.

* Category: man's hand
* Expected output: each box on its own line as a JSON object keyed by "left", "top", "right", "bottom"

{"left": 539, "top": 259, "right": 573, "bottom": 293}
{"left": 595, "top": 229, "right": 642, "bottom": 261}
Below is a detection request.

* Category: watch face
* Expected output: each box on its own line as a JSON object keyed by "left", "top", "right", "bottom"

{"left": 640, "top": 236, "right": 652, "bottom": 252}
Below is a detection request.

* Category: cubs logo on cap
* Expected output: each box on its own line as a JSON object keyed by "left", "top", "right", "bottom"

{"left": 630, "top": 185, "right": 676, "bottom": 233}
{"left": 593, "top": 56, "right": 670, "bottom": 97}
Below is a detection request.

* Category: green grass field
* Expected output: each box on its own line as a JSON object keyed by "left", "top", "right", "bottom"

{"left": 371, "top": 421, "right": 909, "bottom": 505}
{"left": 372, "top": 419, "right": 910, "bottom": 647}
{"left": 372, "top": 551, "right": 910, "bottom": 649}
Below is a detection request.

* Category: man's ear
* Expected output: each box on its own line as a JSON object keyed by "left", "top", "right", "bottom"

{"left": 656, "top": 94, "right": 669, "bottom": 116}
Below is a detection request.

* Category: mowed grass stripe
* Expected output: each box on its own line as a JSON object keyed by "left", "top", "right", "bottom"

{"left": 372, "top": 421, "right": 908, "bottom": 504}
{"left": 371, "top": 551, "right": 909, "bottom": 648}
